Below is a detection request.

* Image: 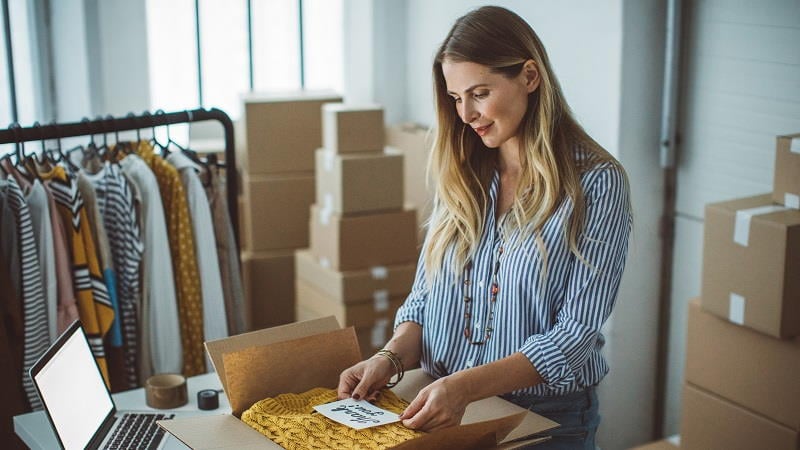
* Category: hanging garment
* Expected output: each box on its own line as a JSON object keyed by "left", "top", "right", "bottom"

{"left": 0, "top": 190, "right": 30, "bottom": 443}
{"left": 204, "top": 165, "right": 246, "bottom": 335}
{"left": 0, "top": 178, "right": 49, "bottom": 410}
{"left": 136, "top": 142, "right": 205, "bottom": 376}
{"left": 168, "top": 152, "right": 228, "bottom": 347}
{"left": 35, "top": 164, "right": 114, "bottom": 386}
{"left": 119, "top": 153, "right": 182, "bottom": 378}
{"left": 77, "top": 173, "right": 127, "bottom": 391}
{"left": 0, "top": 159, "right": 60, "bottom": 344}
{"left": 84, "top": 161, "right": 144, "bottom": 389}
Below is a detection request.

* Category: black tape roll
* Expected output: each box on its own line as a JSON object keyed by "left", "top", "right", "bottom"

{"left": 197, "top": 389, "right": 220, "bottom": 410}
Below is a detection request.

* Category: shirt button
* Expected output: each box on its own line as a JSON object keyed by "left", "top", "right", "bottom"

{"left": 474, "top": 320, "right": 480, "bottom": 328}
{"left": 466, "top": 359, "right": 474, "bottom": 368}
{"left": 478, "top": 280, "right": 484, "bottom": 288}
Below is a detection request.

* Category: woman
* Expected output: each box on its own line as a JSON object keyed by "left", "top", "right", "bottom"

{"left": 338, "top": 6, "right": 632, "bottom": 449}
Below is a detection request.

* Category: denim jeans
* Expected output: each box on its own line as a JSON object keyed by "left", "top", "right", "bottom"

{"left": 506, "top": 387, "right": 600, "bottom": 450}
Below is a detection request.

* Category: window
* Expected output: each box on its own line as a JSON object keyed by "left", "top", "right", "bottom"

{"left": 145, "top": 0, "right": 343, "bottom": 121}
{"left": 1, "top": 0, "right": 40, "bottom": 126}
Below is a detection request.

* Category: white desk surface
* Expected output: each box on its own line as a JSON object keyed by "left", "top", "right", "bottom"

{"left": 14, "top": 372, "right": 231, "bottom": 450}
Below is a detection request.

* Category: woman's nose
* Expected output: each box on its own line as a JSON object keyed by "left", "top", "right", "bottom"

{"left": 460, "top": 101, "right": 479, "bottom": 124}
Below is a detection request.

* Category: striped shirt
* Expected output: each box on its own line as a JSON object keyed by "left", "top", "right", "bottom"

{"left": 394, "top": 161, "right": 632, "bottom": 397}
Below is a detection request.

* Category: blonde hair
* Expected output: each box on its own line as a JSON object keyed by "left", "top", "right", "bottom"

{"left": 424, "top": 5, "right": 625, "bottom": 282}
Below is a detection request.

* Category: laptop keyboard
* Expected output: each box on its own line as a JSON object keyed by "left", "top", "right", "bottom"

{"left": 104, "top": 413, "right": 175, "bottom": 450}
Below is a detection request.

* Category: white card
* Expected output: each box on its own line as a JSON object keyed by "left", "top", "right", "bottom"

{"left": 313, "top": 398, "right": 401, "bottom": 430}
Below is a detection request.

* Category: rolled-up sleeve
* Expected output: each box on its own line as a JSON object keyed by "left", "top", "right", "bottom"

{"left": 518, "top": 166, "right": 632, "bottom": 389}
{"left": 394, "top": 248, "right": 429, "bottom": 329}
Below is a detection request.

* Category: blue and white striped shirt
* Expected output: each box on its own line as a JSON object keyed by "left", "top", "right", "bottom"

{"left": 394, "top": 161, "right": 632, "bottom": 397}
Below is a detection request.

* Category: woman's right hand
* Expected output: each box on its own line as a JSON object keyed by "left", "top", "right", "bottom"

{"left": 337, "top": 354, "right": 396, "bottom": 401}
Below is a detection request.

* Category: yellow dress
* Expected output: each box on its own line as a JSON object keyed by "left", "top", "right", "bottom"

{"left": 135, "top": 142, "right": 206, "bottom": 376}
{"left": 242, "top": 388, "right": 423, "bottom": 450}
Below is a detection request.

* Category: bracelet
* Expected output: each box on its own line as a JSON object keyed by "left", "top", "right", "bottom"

{"left": 374, "top": 349, "right": 404, "bottom": 388}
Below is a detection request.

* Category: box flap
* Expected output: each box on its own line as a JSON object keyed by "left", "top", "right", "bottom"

{"left": 158, "top": 414, "right": 281, "bottom": 449}
{"left": 205, "top": 316, "right": 340, "bottom": 393}
{"left": 223, "top": 327, "right": 362, "bottom": 416}
{"left": 392, "top": 370, "right": 559, "bottom": 444}
{"left": 392, "top": 412, "right": 525, "bottom": 450}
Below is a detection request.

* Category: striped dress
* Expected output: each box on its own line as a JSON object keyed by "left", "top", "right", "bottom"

{"left": 394, "top": 161, "right": 633, "bottom": 397}
{"left": 37, "top": 165, "right": 115, "bottom": 387}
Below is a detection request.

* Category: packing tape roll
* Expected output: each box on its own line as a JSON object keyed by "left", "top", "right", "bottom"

{"left": 373, "top": 290, "right": 389, "bottom": 312}
{"left": 197, "top": 389, "right": 220, "bottom": 410}
{"left": 145, "top": 374, "right": 188, "bottom": 409}
{"left": 729, "top": 293, "right": 746, "bottom": 325}
{"left": 785, "top": 193, "right": 799, "bottom": 210}
{"left": 733, "top": 205, "right": 787, "bottom": 246}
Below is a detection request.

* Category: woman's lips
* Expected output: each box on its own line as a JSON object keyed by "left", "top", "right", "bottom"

{"left": 474, "top": 123, "right": 493, "bottom": 136}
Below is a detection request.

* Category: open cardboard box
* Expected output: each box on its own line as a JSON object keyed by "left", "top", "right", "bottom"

{"left": 158, "top": 317, "right": 558, "bottom": 449}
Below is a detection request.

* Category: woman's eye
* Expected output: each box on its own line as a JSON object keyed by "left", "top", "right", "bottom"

{"left": 451, "top": 97, "right": 462, "bottom": 103}
{"left": 474, "top": 92, "right": 488, "bottom": 99}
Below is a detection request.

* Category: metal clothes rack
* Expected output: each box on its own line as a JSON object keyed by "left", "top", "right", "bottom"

{"left": 0, "top": 107, "right": 239, "bottom": 254}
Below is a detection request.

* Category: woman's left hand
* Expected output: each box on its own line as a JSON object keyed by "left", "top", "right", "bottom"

{"left": 399, "top": 376, "right": 469, "bottom": 432}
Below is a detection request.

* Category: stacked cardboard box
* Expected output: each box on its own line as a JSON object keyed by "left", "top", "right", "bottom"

{"left": 385, "top": 123, "right": 435, "bottom": 244}
{"left": 297, "top": 104, "right": 419, "bottom": 356}
{"left": 680, "top": 133, "right": 800, "bottom": 449}
{"left": 237, "top": 91, "right": 342, "bottom": 331}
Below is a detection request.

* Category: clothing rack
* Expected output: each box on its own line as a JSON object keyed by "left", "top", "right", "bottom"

{"left": 0, "top": 108, "right": 239, "bottom": 254}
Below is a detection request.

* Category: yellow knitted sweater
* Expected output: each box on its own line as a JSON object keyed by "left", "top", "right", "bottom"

{"left": 241, "top": 388, "right": 423, "bottom": 449}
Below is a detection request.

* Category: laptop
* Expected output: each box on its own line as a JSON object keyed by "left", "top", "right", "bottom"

{"left": 29, "top": 320, "right": 178, "bottom": 450}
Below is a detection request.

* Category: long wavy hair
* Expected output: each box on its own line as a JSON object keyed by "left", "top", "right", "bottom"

{"left": 423, "top": 5, "right": 625, "bottom": 282}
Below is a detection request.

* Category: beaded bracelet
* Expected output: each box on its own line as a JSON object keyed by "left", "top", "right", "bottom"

{"left": 374, "top": 349, "right": 404, "bottom": 388}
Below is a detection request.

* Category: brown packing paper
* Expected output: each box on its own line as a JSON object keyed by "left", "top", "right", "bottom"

{"left": 204, "top": 316, "right": 340, "bottom": 394}
{"left": 223, "top": 327, "right": 362, "bottom": 417}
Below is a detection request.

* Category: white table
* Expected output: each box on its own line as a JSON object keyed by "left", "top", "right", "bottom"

{"left": 13, "top": 373, "right": 231, "bottom": 449}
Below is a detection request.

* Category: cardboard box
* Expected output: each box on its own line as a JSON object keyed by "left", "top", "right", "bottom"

{"left": 294, "top": 307, "right": 393, "bottom": 354}
{"left": 772, "top": 133, "right": 800, "bottom": 209}
{"left": 681, "top": 383, "right": 799, "bottom": 450}
{"left": 629, "top": 438, "right": 679, "bottom": 449}
{"left": 309, "top": 205, "right": 418, "bottom": 271}
{"left": 241, "top": 173, "right": 315, "bottom": 251}
{"left": 323, "top": 103, "right": 384, "bottom": 154}
{"left": 701, "top": 194, "right": 800, "bottom": 337}
{"left": 241, "top": 250, "right": 296, "bottom": 330}
{"left": 159, "top": 317, "right": 558, "bottom": 449}
{"left": 295, "top": 280, "right": 405, "bottom": 328}
{"left": 295, "top": 249, "right": 415, "bottom": 304}
{"left": 239, "top": 91, "right": 342, "bottom": 174}
{"left": 386, "top": 123, "right": 435, "bottom": 243}
{"left": 315, "top": 147, "right": 404, "bottom": 214}
{"left": 685, "top": 301, "right": 800, "bottom": 429}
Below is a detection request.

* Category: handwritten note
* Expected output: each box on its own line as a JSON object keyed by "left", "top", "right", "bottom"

{"left": 313, "top": 398, "right": 401, "bottom": 430}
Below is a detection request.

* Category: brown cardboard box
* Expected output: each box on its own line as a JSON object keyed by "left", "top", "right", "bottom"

{"left": 295, "top": 307, "right": 393, "bottom": 355}
{"left": 386, "top": 123, "right": 435, "bottom": 243}
{"left": 239, "top": 91, "right": 342, "bottom": 174}
{"left": 323, "top": 103, "right": 384, "bottom": 154}
{"left": 701, "top": 194, "right": 800, "bottom": 337}
{"left": 685, "top": 301, "right": 800, "bottom": 429}
{"left": 315, "top": 147, "right": 404, "bottom": 214}
{"left": 772, "top": 133, "right": 800, "bottom": 209}
{"left": 159, "top": 317, "right": 558, "bottom": 449}
{"left": 295, "top": 280, "right": 405, "bottom": 328}
{"left": 681, "top": 383, "right": 799, "bottom": 450}
{"left": 309, "top": 205, "right": 418, "bottom": 271}
{"left": 241, "top": 250, "right": 296, "bottom": 330}
{"left": 295, "top": 249, "right": 415, "bottom": 304}
{"left": 241, "top": 173, "right": 315, "bottom": 251}
{"left": 628, "top": 438, "right": 679, "bottom": 449}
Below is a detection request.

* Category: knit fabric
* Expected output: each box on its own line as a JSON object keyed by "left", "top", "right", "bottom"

{"left": 242, "top": 388, "right": 423, "bottom": 449}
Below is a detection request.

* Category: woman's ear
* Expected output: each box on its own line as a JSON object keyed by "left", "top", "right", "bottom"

{"left": 523, "top": 59, "right": 540, "bottom": 93}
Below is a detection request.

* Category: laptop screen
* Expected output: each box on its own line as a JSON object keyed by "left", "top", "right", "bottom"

{"left": 31, "top": 321, "right": 115, "bottom": 450}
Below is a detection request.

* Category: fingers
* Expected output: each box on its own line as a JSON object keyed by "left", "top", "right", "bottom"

{"left": 337, "top": 369, "right": 358, "bottom": 400}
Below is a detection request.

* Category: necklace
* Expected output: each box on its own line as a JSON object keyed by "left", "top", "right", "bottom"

{"left": 462, "top": 244, "right": 504, "bottom": 345}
